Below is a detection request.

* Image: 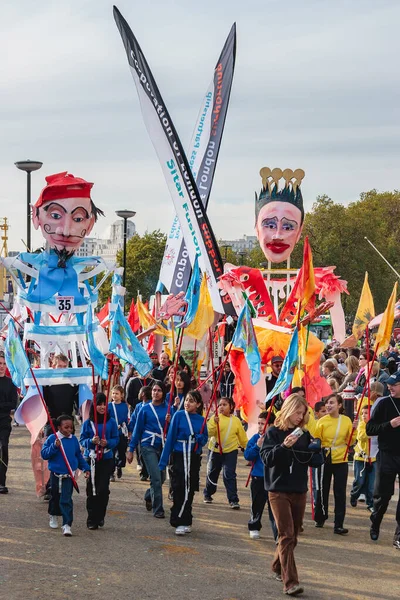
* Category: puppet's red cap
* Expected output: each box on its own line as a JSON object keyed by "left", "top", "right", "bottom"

{"left": 35, "top": 172, "right": 94, "bottom": 208}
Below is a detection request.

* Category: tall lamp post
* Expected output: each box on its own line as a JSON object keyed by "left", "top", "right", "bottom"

{"left": 116, "top": 210, "right": 136, "bottom": 310}
{"left": 15, "top": 160, "right": 43, "bottom": 252}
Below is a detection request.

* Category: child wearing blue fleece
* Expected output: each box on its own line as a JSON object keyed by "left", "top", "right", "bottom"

{"left": 126, "top": 380, "right": 171, "bottom": 518}
{"left": 41, "top": 414, "right": 90, "bottom": 537}
{"left": 159, "top": 391, "right": 208, "bottom": 536}
{"left": 80, "top": 393, "right": 119, "bottom": 530}
{"left": 244, "top": 411, "right": 278, "bottom": 541}
{"left": 128, "top": 385, "right": 152, "bottom": 481}
{"left": 108, "top": 385, "right": 129, "bottom": 481}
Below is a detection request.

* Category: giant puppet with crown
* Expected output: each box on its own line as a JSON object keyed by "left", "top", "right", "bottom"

{"left": 219, "top": 167, "right": 348, "bottom": 422}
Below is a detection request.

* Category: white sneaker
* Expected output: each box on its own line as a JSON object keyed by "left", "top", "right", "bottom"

{"left": 175, "top": 526, "right": 187, "bottom": 536}
{"left": 249, "top": 530, "right": 260, "bottom": 540}
{"left": 184, "top": 526, "right": 192, "bottom": 533}
{"left": 49, "top": 516, "right": 58, "bottom": 529}
{"left": 62, "top": 524, "right": 72, "bottom": 536}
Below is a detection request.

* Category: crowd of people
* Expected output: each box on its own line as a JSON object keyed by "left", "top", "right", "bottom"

{"left": 1, "top": 342, "right": 400, "bottom": 597}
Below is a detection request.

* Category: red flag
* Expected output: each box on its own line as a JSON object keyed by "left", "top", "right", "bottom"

{"left": 97, "top": 299, "right": 110, "bottom": 328}
{"left": 147, "top": 332, "right": 155, "bottom": 353}
{"left": 127, "top": 299, "right": 140, "bottom": 333}
{"left": 213, "top": 319, "right": 226, "bottom": 342}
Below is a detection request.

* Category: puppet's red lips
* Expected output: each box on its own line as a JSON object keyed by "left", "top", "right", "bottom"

{"left": 266, "top": 243, "right": 290, "bottom": 253}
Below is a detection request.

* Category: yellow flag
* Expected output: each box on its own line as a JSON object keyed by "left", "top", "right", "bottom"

{"left": 375, "top": 281, "right": 398, "bottom": 350}
{"left": 136, "top": 297, "right": 171, "bottom": 337}
{"left": 352, "top": 272, "right": 375, "bottom": 340}
{"left": 185, "top": 274, "right": 214, "bottom": 340}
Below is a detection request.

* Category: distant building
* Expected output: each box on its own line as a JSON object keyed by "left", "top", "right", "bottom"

{"left": 219, "top": 234, "right": 258, "bottom": 254}
{"left": 75, "top": 219, "right": 136, "bottom": 261}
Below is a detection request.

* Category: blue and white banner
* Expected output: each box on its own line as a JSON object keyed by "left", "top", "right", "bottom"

{"left": 158, "top": 24, "right": 236, "bottom": 296}
{"left": 114, "top": 7, "right": 235, "bottom": 316}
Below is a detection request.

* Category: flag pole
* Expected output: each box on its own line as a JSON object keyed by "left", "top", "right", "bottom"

{"left": 364, "top": 237, "right": 400, "bottom": 280}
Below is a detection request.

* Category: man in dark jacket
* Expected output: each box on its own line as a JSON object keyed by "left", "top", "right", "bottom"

{"left": 366, "top": 371, "right": 400, "bottom": 548}
{"left": 0, "top": 352, "right": 18, "bottom": 494}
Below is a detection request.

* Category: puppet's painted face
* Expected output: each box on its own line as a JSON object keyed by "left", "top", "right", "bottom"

{"left": 255, "top": 201, "right": 303, "bottom": 263}
{"left": 32, "top": 197, "right": 95, "bottom": 251}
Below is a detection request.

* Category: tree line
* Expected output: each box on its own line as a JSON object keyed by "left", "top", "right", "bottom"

{"left": 99, "top": 190, "right": 400, "bottom": 317}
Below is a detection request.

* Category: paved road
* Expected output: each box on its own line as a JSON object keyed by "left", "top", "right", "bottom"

{"left": 1, "top": 427, "right": 399, "bottom": 600}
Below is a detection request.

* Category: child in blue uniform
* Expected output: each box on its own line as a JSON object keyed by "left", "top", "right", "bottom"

{"left": 165, "top": 371, "right": 192, "bottom": 411}
{"left": 127, "top": 380, "right": 171, "bottom": 518}
{"left": 244, "top": 411, "right": 278, "bottom": 541}
{"left": 128, "top": 385, "right": 152, "bottom": 481}
{"left": 159, "top": 391, "right": 208, "bottom": 535}
{"left": 80, "top": 393, "right": 119, "bottom": 530}
{"left": 41, "top": 414, "right": 90, "bottom": 536}
{"left": 108, "top": 385, "right": 129, "bottom": 480}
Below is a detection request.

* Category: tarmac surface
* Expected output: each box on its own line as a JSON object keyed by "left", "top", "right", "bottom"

{"left": 1, "top": 427, "right": 399, "bottom": 600}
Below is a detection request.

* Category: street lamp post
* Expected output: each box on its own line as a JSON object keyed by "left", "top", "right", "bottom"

{"left": 15, "top": 160, "right": 43, "bottom": 252}
{"left": 115, "top": 210, "right": 136, "bottom": 310}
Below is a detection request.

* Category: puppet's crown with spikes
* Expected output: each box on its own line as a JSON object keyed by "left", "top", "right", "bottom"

{"left": 255, "top": 167, "right": 305, "bottom": 223}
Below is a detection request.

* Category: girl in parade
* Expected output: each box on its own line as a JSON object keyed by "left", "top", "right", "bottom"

{"left": 261, "top": 393, "right": 318, "bottom": 597}
{"left": 203, "top": 397, "right": 248, "bottom": 509}
{"left": 166, "top": 370, "right": 192, "bottom": 411}
{"left": 41, "top": 414, "right": 90, "bottom": 536}
{"left": 244, "top": 411, "right": 278, "bottom": 541}
{"left": 126, "top": 380, "right": 171, "bottom": 518}
{"left": 314, "top": 393, "right": 356, "bottom": 535}
{"left": 108, "top": 384, "right": 129, "bottom": 481}
{"left": 80, "top": 393, "right": 119, "bottom": 530}
{"left": 159, "top": 390, "right": 208, "bottom": 535}
{"left": 128, "top": 385, "right": 152, "bottom": 481}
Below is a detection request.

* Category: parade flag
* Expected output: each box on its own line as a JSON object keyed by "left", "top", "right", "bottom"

{"left": 185, "top": 274, "right": 215, "bottom": 340}
{"left": 113, "top": 7, "right": 234, "bottom": 316}
{"left": 136, "top": 296, "right": 171, "bottom": 337}
{"left": 86, "top": 305, "right": 109, "bottom": 379}
{"left": 97, "top": 299, "right": 110, "bottom": 328}
{"left": 352, "top": 272, "right": 375, "bottom": 340}
{"left": 110, "top": 304, "right": 153, "bottom": 375}
{"left": 158, "top": 24, "right": 236, "bottom": 296}
{"left": 297, "top": 237, "right": 315, "bottom": 316}
{"left": 4, "top": 321, "right": 30, "bottom": 394}
{"left": 375, "top": 281, "right": 398, "bottom": 350}
{"left": 265, "top": 328, "right": 299, "bottom": 402}
{"left": 15, "top": 385, "right": 47, "bottom": 444}
{"left": 231, "top": 303, "right": 261, "bottom": 385}
{"left": 127, "top": 299, "right": 140, "bottom": 333}
{"left": 178, "top": 255, "right": 201, "bottom": 329}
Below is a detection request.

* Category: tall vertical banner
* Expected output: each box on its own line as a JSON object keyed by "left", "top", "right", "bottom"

{"left": 113, "top": 6, "right": 235, "bottom": 316}
{"left": 158, "top": 24, "right": 236, "bottom": 296}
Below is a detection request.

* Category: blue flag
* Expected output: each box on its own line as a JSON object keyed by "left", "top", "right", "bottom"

{"left": 86, "top": 306, "right": 109, "bottom": 380}
{"left": 4, "top": 321, "right": 30, "bottom": 394}
{"left": 265, "top": 328, "right": 299, "bottom": 403}
{"left": 177, "top": 255, "right": 201, "bottom": 329}
{"left": 232, "top": 303, "right": 261, "bottom": 385}
{"left": 110, "top": 304, "right": 153, "bottom": 376}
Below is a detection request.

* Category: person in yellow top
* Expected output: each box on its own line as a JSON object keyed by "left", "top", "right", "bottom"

{"left": 314, "top": 393, "right": 356, "bottom": 535}
{"left": 350, "top": 405, "right": 376, "bottom": 511}
{"left": 203, "top": 397, "right": 248, "bottom": 509}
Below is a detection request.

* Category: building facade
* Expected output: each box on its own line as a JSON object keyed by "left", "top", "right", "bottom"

{"left": 75, "top": 219, "right": 136, "bottom": 261}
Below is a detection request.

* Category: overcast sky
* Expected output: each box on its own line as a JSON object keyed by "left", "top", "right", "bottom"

{"left": 1, "top": 0, "right": 399, "bottom": 251}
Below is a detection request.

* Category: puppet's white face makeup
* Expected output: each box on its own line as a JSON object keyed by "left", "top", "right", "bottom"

{"left": 256, "top": 201, "right": 303, "bottom": 263}
{"left": 32, "top": 197, "right": 95, "bottom": 251}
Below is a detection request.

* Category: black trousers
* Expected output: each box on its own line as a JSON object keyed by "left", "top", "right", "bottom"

{"left": 115, "top": 435, "right": 128, "bottom": 469}
{"left": 314, "top": 460, "right": 348, "bottom": 528}
{"left": 169, "top": 452, "right": 201, "bottom": 527}
{"left": 86, "top": 458, "right": 114, "bottom": 526}
{"left": 371, "top": 451, "right": 400, "bottom": 541}
{"left": 0, "top": 421, "right": 11, "bottom": 487}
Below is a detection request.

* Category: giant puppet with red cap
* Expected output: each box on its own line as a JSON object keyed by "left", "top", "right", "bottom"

{"left": 32, "top": 172, "right": 104, "bottom": 254}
